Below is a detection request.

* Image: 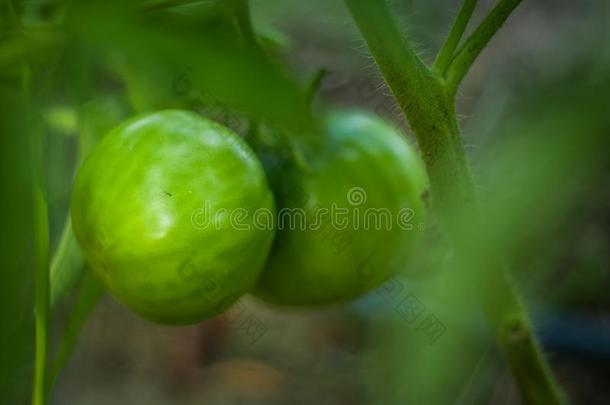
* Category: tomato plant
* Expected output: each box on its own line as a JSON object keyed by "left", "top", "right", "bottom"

{"left": 4, "top": 0, "right": 608, "bottom": 404}
{"left": 71, "top": 110, "right": 275, "bottom": 324}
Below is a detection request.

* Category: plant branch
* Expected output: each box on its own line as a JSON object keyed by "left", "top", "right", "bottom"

{"left": 482, "top": 270, "right": 567, "bottom": 404}
{"left": 445, "top": 0, "right": 522, "bottom": 93}
{"left": 343, "top": 0, "right": 432, "bottom": 98}
{"left": 32, "top": 176, "right": 49, "bottom": 405}
{"left": 344, "top": 1, "right": 565, "bottom": 403}
{"left": 47, "top": 272, "right": 103, "bottom": 393}
{"left": 49, "top": 216, "right": 85, "bottom": 307}
{"left": 434, "top": 0, "right": 478, "bottom": 74}
{"left": 344, "top": 0, "right": 473, "bottom": 218}
{"left": 31, "top": 106, "right": 49, "bottom": 405}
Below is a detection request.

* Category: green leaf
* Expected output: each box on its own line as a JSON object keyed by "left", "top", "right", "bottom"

{"left": 65, "top": 0, "right": 313, "bottom": 133}
{"left": 0, "top": 84, "right": 35, "bottom": 404}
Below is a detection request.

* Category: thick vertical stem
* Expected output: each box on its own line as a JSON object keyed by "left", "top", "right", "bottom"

{"left": 482, "top": 269, "right": 567, "bottom": 404}
{"left": 344, "top": 0, "right": 566, "bottom": 403}
{"left": 345, "top": 0, "right": 475, "bottom": 223}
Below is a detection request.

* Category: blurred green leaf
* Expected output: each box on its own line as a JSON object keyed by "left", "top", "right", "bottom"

{"left": 66, "top": 0, "right": 313, "bottom": 133}
{"left": 365, "top": 63, "right": 610, "bottom": 404}
{"left": 0, "top": 83, "right": 35, "bottom": 404}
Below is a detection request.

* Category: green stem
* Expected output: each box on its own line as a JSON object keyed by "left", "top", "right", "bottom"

{"left": 50, "top": 98, "right": 123, "bottom": 307}
{"left": 343, "top": 1, "right": 565, "bottom": 404}
{"left": 31, "top": 106, "right": 49, "bottom": 405}
{"left": 433, "top": 0, "right": 478, "bottom": 74}
{"left": 24, "top": 60, "right": 49, "bottom": 405}
{"left": 445, "top": 0, "right": 522, "bottom": 93}
{"left": 32, "top": 183, "right": 49, "bottom": 405}
{"left": 45, "top": 98, "right": 123, "bottom": 395}
{"left": 50, "top": 216, "right": 84, "bottom": 307}
{"left": 47, "top": 272, "right": 103, "bottom": 392}
{"left": 343, "top": 0, "right": 474, "bottom": 218}
{"left": 482, "top": 270, "right": 567, "bottom": 404}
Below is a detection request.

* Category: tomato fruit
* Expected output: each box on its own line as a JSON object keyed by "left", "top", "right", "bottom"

{"left": 71, "top": 110, "right": 275, "bottom": 324}
{"left": 254, "top": 110, "right": 427, "bottom": 306}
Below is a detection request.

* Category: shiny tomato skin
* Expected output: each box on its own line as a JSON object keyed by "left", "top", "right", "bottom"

{"left": 254, "top": 110, "right": 427, "bottom": 306}
{"left": 71, "top": 110, "right": 275, "bottom": 324}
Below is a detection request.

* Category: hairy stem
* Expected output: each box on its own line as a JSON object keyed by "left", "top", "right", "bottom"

{"left": 344, "top": 0, "right": 474, "bottom": 219}
{"left": 445, "top": 0, "right": 522, "bottom": 93}
{"left": 482, "top": 269, "right": 567, "bottom": 404}
{"left": 434, "top": 0, "right": 478, "bottom": 74}
{"left": 344, "top": 0, "right": 565, "bottom": 403}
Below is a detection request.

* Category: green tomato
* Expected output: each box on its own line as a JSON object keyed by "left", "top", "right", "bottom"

{"left": 71, "top": 110, "right": 275, "bottom": 324}
{"left": 254, "top": 110, "right": 427, "bottom": 306}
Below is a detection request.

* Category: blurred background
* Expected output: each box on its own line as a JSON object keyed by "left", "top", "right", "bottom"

{"left": 2, "top": 0, "right": 609, "bottom": 404}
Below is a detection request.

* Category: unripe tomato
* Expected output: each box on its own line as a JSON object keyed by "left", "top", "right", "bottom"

{"left": 254, "top": 110, "right": 427, "bottom": 306}
{"left": 71, "top": 110, "right": 275, "bottom": 324}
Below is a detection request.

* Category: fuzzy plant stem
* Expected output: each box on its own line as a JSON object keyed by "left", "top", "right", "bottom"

{"left": 434, "top": 0, "right": 478, "bottom": 74}
{"left": 445, "top": 0, "right": 523, "bottom": 94}
{"left": 343, "top": 0, "right": 566, "bottom": 404}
